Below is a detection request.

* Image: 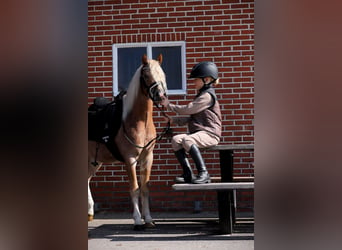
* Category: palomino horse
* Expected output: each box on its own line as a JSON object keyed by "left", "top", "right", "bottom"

{"left": 88, "top": 54, "right": 167, "bottom": 229}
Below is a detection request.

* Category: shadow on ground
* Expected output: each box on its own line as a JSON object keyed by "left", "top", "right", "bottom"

{"left": 88, "top": 217, "right": 254, "bottom": 242}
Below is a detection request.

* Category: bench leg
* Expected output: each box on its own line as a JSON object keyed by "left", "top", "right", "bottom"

{"left": 232, "top": 190, "right": 237, "bottom": 225}
{"left": 217, "top": 149, "right": 235, "bottom": 234}
{"left": 217, "top": 190, "right": 233, "bottom": 234}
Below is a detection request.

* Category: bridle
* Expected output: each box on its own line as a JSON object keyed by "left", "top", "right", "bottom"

{"left": 122, "top": 63, "right": 171, "bottom": 150}
{"left": 139, "top": 63, "right": 169, "bottom": 116}
{"left": 139, "top": 64, "right": 166, "bottom": 103}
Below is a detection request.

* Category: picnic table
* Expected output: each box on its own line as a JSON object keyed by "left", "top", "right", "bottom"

{"left": 172, "top": 144, "right": 254, "bottom": 234}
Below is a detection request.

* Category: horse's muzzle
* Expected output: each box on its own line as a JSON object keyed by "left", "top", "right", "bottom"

{"left": 149, "top": 81, "right": 166, "bottom": 103}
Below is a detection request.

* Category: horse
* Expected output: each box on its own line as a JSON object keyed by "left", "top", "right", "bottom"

{"left": 88, "top": 54, "right": 167, "bottom": 230}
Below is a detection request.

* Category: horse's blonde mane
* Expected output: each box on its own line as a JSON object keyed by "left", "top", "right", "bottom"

{"left": 122, "top": 65, "right": 142, "bottom": 120}
{"left": 122, "top": 59, "right": 167, "bottom": 120}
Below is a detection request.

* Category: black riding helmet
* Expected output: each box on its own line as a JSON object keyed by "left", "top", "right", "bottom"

{"left": 189, "top": 61, "right": 218, "bottom": 80}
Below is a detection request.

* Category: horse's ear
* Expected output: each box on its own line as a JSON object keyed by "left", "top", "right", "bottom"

{"left": 142, "top": 54, "right": 148, "bottom": 65}
{"left": 157, "top": 54, "right": 163, "bottom": 65}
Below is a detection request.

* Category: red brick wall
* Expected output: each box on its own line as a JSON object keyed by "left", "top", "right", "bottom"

{"left": 88, "top": 0, "right": 254, "bottom": 214}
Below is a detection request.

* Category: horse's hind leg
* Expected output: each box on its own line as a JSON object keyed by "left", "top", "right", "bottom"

{"left": 88, "top": 154, "right": 102, "bottom": 221}
{"left": 140, "top": 153, "right": 155, "bottom": 227}
{"left": 88, "top": 179, "right": 94, "bottom": 221}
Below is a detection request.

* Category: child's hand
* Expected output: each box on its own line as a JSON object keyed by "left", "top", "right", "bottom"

{"left": 160, "top": 96, "right": 169, "bottom": 107}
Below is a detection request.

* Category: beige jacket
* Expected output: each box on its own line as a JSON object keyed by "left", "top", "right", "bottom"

{"left": 166, "top": 89, "right": 222, "bottom": 140}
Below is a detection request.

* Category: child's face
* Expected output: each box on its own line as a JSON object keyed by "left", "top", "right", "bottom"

{"left": 193, "top": 78, "right": 204, "bottom": 90}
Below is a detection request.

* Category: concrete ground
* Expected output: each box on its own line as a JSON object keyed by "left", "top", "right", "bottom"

{"left": 88, "top": 212, "right": 254, "bottom": 250}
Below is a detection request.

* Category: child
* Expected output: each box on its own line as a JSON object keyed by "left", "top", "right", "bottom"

{"left": 161, "top": 62, "right": 222, "bottom": 184}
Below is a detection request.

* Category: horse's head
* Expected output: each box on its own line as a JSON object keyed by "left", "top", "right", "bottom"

{"left": 140, "top": 54, "right": 167, "bottom": 104}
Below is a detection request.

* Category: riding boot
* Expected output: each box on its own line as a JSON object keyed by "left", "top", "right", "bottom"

{"left": 174, "top": 149, "right": 194, "bottom": 183}
{"left": 189, "top": 145, "right": 211, "bottom": 184}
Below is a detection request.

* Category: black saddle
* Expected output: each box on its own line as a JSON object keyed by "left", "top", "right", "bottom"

{"left": 88, "top": 91, "right": 126, "bottom": 162}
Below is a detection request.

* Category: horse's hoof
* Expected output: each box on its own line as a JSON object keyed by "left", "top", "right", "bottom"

{"left": 88, "top": 214, "right": 94, "bottom": 221}
{"left": 144, "top": 221, "right": 156, "bottom": 228}
{"left": 133, "top": 224, "right": 145, "bottom": 231}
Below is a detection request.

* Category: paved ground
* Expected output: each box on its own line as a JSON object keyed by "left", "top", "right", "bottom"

{"left": 88, "top": 212, "right": 254, "bottom": 250}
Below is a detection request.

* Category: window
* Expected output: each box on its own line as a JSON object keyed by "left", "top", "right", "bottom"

{"left": 112, "top": 42, "right": 186, "bottom": 96}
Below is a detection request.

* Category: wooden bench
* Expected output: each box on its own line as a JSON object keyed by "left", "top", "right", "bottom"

{"left": 172, "top": 144, "right": 254, "bottom": 234}
{"left": 172, "top": 182, "right": 254, "bottom": 191}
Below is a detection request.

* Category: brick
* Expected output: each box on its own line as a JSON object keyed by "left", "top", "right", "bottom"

{"left": 95, "top": 56, "right": 112, "bottom": 62}
{"left": 88, "top": 72, "right": 103, "bottom": 77}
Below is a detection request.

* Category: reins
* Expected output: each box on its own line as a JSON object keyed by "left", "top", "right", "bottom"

{"left": 91, "top": 105, "right": 169, "bottom": 167}
{"left": 122, "top": 100, "right": 171, "bottom": 150}
{"left": 122, "top": 117, "right": 170, "bottom": 150}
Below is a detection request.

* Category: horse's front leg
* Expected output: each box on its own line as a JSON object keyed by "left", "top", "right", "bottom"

{"left": 126, "top": 159, "right": 145, "bottom": 230}
{"left": 140, "top": 152, "right": 155, "bottom": 227}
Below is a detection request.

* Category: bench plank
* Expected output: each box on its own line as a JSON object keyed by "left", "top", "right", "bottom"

{"left": 211, "top": 176, "right": 254, "bottom": 182}
{"left": 205, "top": 144, "right": 254, "bottom": 151}
{"left": 172, "top": 182, "right": 254, "bottom": 191}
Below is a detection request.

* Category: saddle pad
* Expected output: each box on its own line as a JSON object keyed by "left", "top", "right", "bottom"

{"left": 88, "top": 93, "right": 125, "bottom": 162}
